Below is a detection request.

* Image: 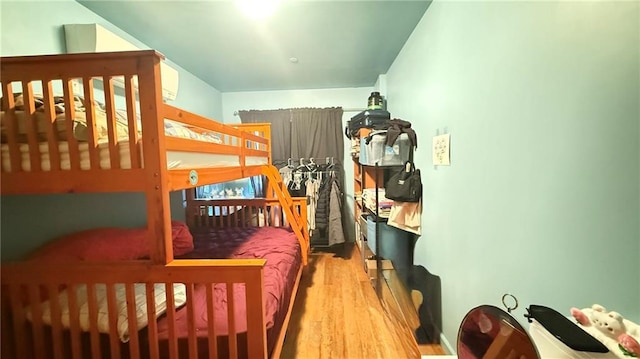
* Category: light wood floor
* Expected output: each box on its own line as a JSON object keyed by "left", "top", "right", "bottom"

{"left": 280, "top": 244, "right": 445, "bottom": 358}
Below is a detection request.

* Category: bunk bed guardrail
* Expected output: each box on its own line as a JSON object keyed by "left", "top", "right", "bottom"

{"left": 0, "top": 50, "right": 271, "bottom": 194}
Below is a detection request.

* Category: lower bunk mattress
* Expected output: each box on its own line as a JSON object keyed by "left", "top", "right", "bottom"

{"left": 18, "top": 226, "right": 302, "bottom": 359}
{"left": 167, "top": 226, "right": 303, "bottom": 357}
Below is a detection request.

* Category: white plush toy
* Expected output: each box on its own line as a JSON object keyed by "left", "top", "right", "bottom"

{"left": 571, "top": 304, "right": 640, "bottom": 358}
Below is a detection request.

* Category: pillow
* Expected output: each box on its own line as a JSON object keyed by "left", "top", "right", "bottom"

{"left": 28, "top": 282, "right": 187, "bottom": 343}
{"left": 164, "top": 119, "right": 222, "bottom": 143}
{"left": 29, "top": 221, "right": 194, "bottom": 262}
{"left": 28, "top": 227, "right": 148, "bottom": 262}
{"left": 170, "top": 220, "right": 194, "bottom": 256}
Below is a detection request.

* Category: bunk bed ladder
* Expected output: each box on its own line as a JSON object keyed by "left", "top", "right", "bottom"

{"left": 262, "top": 165, "right": 310, "bottom": 264}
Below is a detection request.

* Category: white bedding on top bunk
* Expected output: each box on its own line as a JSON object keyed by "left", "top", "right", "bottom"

{"left": 1, "top": 141, "right": 269, "bottom": 172}
{"left": 1, "top": 96, "right": 269, "bottom": 171}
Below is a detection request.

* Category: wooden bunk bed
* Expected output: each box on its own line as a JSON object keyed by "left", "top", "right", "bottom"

{"left": 0, "top": 50, "right": 309, "bottom": 359}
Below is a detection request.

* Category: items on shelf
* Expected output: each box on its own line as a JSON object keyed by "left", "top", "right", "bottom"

{"left": 350, "top": 137, "right": 361, "bottom": 157}
{"left": 360, "top": 130, "right": 413, "bottom": 166}
{"left": 387, "top": 200, "right": 422, "bottom": 235}
{"left": 347, "top": 98, "right": 421, "bottom": 281}
{"left": 345, "top": 109, "right": 391, "bottom": 140}
{"left": 367, "top": 91, "right": 384, "bottom": 110}
{"left": 346, "top": 108, "right": 417, "bottom": 167}
{"left": 362, "top": 187, "right": 393, "bottom": 218}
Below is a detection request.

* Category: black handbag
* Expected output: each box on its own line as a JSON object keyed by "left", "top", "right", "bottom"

{"left": 525, "top": 304, "right": 609, "bottom": 353}
{"left": 384, "top": 161, "right": 422, "bottom": 202}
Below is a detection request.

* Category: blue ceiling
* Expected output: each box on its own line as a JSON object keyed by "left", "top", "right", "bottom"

{"left": 78, "top": 1, "right": 431, "bottom": 92}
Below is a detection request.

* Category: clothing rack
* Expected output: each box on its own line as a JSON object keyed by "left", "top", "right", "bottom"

{"left": 284, "top": 157, "right": 335, "bottom": 173}
{"left": 278, "top": 157, "right": 344, "bottom": 247}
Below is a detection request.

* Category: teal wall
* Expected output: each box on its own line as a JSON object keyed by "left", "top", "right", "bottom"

{"left": 0, "top": 0, "right": 223, "bottom": 261}
{"left": 2, "top": 1, "right": 638, "bottom": 348}
{"left": 386, "top": 1, "right": 640, "bottom": 350}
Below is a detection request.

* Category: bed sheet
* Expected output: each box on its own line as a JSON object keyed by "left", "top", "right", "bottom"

{"left": 16, "top": 226, "right": 301, "bottom": 358}
{"left": 166, "top": 226, "right": 302, "bottom": 341}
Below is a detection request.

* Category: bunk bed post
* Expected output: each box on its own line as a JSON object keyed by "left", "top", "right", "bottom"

{"left": 263, "top": 124, "right": 272, "bottom": 165}
{"left": 259, "top": 124, "right": 273, "bottom": 199}
{"left": 245, "top": 268, "right": 268, "bottom": 358}
{"left": 137, "top": 52, "right": 173, "bottom": 264}
{"left": 264, "top": 122, "right": 277, "bottom": 199}
{"left": 264, "top": 124, "right": 274, "bottom": 199}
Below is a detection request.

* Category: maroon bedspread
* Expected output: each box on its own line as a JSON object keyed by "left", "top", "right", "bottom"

{"left": 156, "top": 227, "right": 301, "bottom": 349}
{"left": 16, "top": 227, "right": 301, "bottom": 359}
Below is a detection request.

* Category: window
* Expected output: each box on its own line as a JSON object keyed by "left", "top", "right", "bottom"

{"left": 194, "top": 176, "right": 264, "bottom": 199}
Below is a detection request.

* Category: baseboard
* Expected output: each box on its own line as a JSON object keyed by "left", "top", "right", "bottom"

{"left": 439, "top": 332, "right": 455, "bottom": 355}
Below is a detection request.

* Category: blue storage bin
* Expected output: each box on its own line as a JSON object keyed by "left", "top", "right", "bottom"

{"left": 365, "top": 216, "right": 416, "bottom": 274}
{"left": 359, "top": 132, "right": 411, "bottom": 166}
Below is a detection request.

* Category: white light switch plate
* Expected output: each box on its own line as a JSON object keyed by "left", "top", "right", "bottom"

{"left": 433, "top": 134, "right": 450, "bottom": 166}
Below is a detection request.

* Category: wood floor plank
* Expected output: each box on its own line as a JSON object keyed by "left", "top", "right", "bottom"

{"left": 281, "top": 244, "right": 442, "bottom": 358}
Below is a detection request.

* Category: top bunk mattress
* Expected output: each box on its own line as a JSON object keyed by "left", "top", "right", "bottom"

{"left": 0, "top": 140, "right": 269, "bottom": 172}
{"left": 0, "top": 94, "right": 269, "bottom": 172}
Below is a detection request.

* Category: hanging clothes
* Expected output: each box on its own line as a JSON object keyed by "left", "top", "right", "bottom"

{"left": 287, "top": 171, "right": 307, "bottom": 197}
{"left": 279, "top": 163, "right": 294, "bottom": 190}
{"left": 281, "top": 158, "right": 343, "bottom": 246}
{"left": 327, "top": 178, "right": 346, "bottom": 246}
{"left": 305, "top": 177, "right": 320, "bottom": 236}
{"left": 314, "top": 175, "right": 331, "bottom": 232}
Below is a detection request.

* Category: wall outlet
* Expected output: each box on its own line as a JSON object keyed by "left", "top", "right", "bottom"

{"left": 433, "top": 134, "right": 450, "bottom": 166}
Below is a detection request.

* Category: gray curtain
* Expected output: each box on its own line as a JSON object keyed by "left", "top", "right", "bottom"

{"left": 238, "top": 107, "right": 344, "bottom": 166}
{"left": 238, "top": 109, "right": 291, "bottom": 164}
{"left": 290, "top": 107, "right": 344, "bottom": 166}
{"left": 240, "top": 107, "right": 346, "bottom": 245}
